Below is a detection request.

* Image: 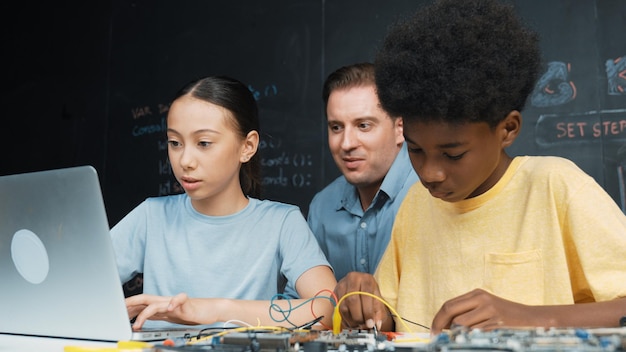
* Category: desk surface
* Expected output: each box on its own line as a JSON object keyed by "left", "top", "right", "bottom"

{"left": 0, "top": 333, "right": 117, "bottom": 352}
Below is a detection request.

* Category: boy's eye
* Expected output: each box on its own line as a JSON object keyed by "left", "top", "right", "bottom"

{"left": 407, "top": 147, "right": 422, "bottom": 154}
{"left": 358, "top": 122, "right": 372, "bottom": 130}
{"left": 445, "top": 152, "right": 465, "bottom": 160}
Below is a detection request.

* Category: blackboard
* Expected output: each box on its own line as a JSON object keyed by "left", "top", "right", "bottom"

{"left": 2, "top": 1, "right": 110, "bottom": 182}
{"left": 507, "top": 0, "right": 626, "bottom": 210}
{"left": 2, "top": 0, "right": 625, "bottom": 227}
{"left": 103, "top": 0, "right": 326, "bottom": 224}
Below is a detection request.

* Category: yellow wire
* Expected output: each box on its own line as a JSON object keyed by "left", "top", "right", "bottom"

{"left": 187, "top": 292, "right": 431, "bottom": 346}
{"left": 332, "top": 291, "right": 421, "bottom": 339}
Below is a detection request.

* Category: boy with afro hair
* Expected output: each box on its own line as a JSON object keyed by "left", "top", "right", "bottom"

{"left": 334, "top": 0, "right": 626, "bottom": 334}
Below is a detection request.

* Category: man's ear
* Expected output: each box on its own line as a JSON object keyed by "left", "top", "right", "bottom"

{"left": 240, "top": 130, "right": 259, "bottom": 163}
{"left": 395, "top": 117, "right": 405, "bottom": 145}
{"left": 501, "top": 111, "right": 522, "bottom": 148}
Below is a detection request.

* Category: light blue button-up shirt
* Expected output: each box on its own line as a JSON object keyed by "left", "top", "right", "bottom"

{"left": 307, "top": 144, "right": 419, "bottom": 281}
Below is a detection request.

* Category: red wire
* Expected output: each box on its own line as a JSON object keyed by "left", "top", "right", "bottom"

{"left": 309, "top": 289, "right": 338, "bottom": 330}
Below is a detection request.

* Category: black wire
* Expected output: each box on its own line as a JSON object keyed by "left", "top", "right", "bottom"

{"left": 393, "top": 314, "right": 430, "bottom": 330}
{"left": 196, "top": 326, "right": 240, "bottom": 339}
{"left": 292, "top": 316, "right": 324, "bottom": 330}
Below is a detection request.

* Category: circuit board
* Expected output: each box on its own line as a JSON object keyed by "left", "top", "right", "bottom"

{"left": 153, "top": 327, "right": 626, "bottom": 352}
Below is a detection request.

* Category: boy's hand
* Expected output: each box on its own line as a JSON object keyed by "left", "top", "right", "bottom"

{"left": 430, "top": 288, "right": 531, "bottom": 334}
{"left": 334, "top": 272, "right": 391, "bottom": 331}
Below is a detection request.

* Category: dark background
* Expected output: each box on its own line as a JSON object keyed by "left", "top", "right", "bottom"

{"left": 2, "top": 0, "right": 626, "bottom": 227}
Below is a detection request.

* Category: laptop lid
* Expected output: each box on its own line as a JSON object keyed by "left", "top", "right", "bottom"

{"left": 0, "top": 166, "right": 199, "bottom": 342}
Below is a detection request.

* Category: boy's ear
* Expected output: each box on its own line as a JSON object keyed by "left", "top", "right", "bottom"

{"left": 501, "top": 111, "right": 522, "bottom": 148}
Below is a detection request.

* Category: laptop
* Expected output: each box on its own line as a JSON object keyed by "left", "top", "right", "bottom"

{"left": 0, "top": 165, "right": 201, "bottom": 342}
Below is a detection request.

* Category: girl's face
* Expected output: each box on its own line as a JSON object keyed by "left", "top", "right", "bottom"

{"left": 166, "top": 95, "right": 253, "bottom": 213}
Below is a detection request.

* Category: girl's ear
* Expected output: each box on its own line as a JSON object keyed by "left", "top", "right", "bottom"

{"left": 240, "top": 130, "right": 259, "bottom": 163}
{"left": 501, "top": 111, "right": 522, "bottom": 148}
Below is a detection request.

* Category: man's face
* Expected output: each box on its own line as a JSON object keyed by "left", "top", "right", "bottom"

{"left": 326, "top": 85, "right": 404, "bottom": 192}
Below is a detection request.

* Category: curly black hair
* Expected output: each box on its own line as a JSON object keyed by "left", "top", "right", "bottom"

{"left": 375, "top": 0, "right": 541, "bottom": 128}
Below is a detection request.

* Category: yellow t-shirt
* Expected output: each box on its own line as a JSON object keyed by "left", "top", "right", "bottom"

{"left": 375, "top": 156, "right": 626, "bottom": 332}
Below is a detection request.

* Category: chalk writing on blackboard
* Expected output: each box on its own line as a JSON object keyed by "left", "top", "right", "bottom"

{"left": 530, "top": 56, "right": 626, "bottom": 107}
{"left": 131, "top": 104, "right": 169, "bottom": 119}
{"left": 606, "top": 56, "right": 626, "bottom": 95}
{"left": 530, "top": 61, "right": 577, "bottom": 108}
{"left": 131, "top": 106, "right": 153, "bottom": 119}
{"left": 132, "top": 117, "right": 166, "bottom": 137}
{"left": 535, "top": 109, "right": 626, "bottom": 147}
{"left": 258, "top": 136, "right": 314, "bottom": 188}
{"left": 248, "top": 84, "right": 278, "bottom": 101}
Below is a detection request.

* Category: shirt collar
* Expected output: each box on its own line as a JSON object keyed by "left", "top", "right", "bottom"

{"left": 337, "top": 142, "right": 413, "bottom": 212}
{"left": 379, "top": 143, "right": 413, "bottom": 203}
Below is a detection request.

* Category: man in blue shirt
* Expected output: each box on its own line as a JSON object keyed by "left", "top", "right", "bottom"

{"left": 308, "top": 63, "right": 418, "bottom": 281}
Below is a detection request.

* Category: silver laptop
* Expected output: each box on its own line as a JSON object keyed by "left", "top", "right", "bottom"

{"left": 0, "top": 166, "right": 200, "bottom": 342}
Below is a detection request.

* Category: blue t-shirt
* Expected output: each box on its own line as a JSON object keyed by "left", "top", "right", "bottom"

{"left": 110, "top": 195, "right": 331, "bottom": 326}
{"left": 307, "top": 144, "right": 418, "bottom": 281}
